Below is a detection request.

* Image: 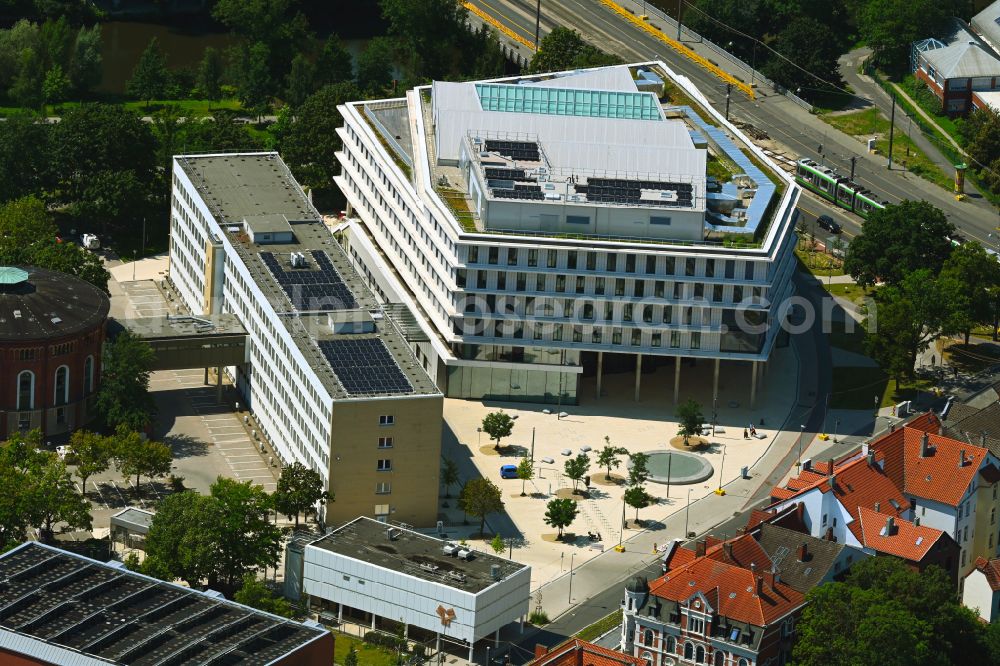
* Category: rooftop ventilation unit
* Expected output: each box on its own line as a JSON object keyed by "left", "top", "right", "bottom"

{"left": 490, "top": 564, "right": 501, "bottom": 581}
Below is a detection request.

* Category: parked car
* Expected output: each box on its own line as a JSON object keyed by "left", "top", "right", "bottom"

{"left": 816, "top": 215, "right": 842, "bottom": 234}
{"left": 500, "top": 464, "right": 518, "bottom": 479}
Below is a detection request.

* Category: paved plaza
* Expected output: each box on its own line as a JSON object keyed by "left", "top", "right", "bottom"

{"left": 438, "top": 342, "right": 799, "bottom": 590}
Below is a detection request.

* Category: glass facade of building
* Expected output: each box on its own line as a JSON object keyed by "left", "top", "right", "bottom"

{"left": 475, "top": 83, "right": 663, "bottom": 120}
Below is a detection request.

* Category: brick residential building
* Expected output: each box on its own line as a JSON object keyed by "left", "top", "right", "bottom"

{"left": 0, "top": 267, "right": 109, "bottom": 438}
{"left": 530, "top": 639, "right": 643, "bottom": 665}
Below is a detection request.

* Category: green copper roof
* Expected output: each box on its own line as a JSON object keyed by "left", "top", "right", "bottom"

{"left": 475, "top": 83, "right": 663, "bottom": 120}
{"left": 0, "top": 267, "right": 28, "bottom": 285}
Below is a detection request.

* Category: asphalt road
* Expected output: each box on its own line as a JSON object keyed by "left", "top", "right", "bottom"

{"left": 476, "top": 0, "right": 1000, "bottom": 250}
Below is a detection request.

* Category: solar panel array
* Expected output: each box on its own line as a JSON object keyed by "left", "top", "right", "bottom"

{"left": 260, "top": 250, "right": 357, "bottom": 311}
{"left": 484, "top": 140, "right": 540, "bottom": 161}
{"left": 484, "top": 167, "right": 526, "bottom": 181}
{"left": 584, "top": 178, "right": 694, "bottom": 207}
{"left": 493, "top": 189, "right": 544, "bottom": 200}
{"left": 317, "top": 338, "right": 413, "bottom": 395}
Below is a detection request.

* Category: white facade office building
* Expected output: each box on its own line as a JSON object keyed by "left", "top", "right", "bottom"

{"left": 299, "top": 517, "right": 530, "bottom": 662}
{"left": 168, "top": 153, "right": 444, "bottom": 526}
{"left": 335, "top": 62, "right": 800, "bottom": 406}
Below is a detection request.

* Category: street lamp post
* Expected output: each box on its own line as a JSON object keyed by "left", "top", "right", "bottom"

{"left": 568, "top": 553, "right": 576, "bottom": 604}
{"left": 834, "top": 418, "right": 840, "bottom": 444}
{"left": 618, "top": 494, "right": 627, "bottom": 549}
{"left": 715, "top": 444, "right": 727, "bottom": 495}
{"left": 797, "top": 425, "right": 806, "bottom": 467}
{"left": 684, "top": 488, "right": 694, "bottom": 539}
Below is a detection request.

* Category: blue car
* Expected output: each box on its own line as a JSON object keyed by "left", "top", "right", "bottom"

{"left": 500, "top": 464, "right": 518, "bottom": 479}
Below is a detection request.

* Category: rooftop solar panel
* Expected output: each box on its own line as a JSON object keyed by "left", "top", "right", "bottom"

{"left": 317, "top": 338, "right": 413, "bottom": 396}
{"left": 260, "top": 250, "right": 357, "bottom": 311}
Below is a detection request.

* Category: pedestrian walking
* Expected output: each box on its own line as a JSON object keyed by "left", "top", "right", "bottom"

{"left": 743, "top": 428, "right": 749, "bottom": 439}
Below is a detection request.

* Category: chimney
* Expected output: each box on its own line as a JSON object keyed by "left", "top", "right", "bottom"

{"left": 867, "top": 451, "right": 875, "bottom": 467}
{"left": 874, "top": 502, "right": 881, "bottom": 513}
{"left": 755, "top": 574, "right": 763, "bottom": 595}
{"left": 802, "top": 459, "right": 812, "bottom": 472}
{"left": 534, "top": 645, "right": 549, "bottom": 658}
{"left": 750, "top": 562, "right": 757, "bottom": 576}
{"left": 828, "top": 473, "right": 836, "bottom": 490}
{"left": 723, "top": 541, "right": 733, "bottom": 561}
{"left": 763, "top": 570, "right": 776, "bottom": 592}
{"left": 884, "top": 516, "right": 896, "bottom": 536}
{"left": 861, "top": 443, "right": 869, "bottom": 456}
{"left": 827, "top": 458, "right": 835, "bottom": 475}
{"left": 920, "top": 432, "right": 930, "bottom": 457}
{"left": 983, "top": 432, "right": 988, "bottom": 447}
{"left": 695, "top": 540, "right": 707, "bottom": 557}
{"left": 796, "top": 543, "right": 807, "bottom": 562}
{"left": 959, "top": 450, "right": 967, "bottom": 467}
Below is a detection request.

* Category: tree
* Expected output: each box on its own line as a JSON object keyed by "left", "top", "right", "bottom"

{"left": 278, "top": 81, "right": 361, "bottom": 192}
{"left": 42, "top": 63, "right": 70, "bottom": 103}
{"left": 127, "top": 37, "right": 170, "bottom": 105}
{"left": 0, "top": 116, "right": 49, "bottom": 202}
{"left": 97, "top": 329, "right": 156, "bottom": 431}
{"left": 144, "top": 490, "right": 219, "bottom": 587}
{"left": 40, "top": 16, "right": 73, "bottom": 71}
{"left": 284, "top": 52, "right": 314, "bottom": 107}
{"left": 68, "top": 24, "right": 102, "bottom": 93}
{"left": 355, "top": 36, "right": 394, "bottom": 94}
{"left": 65, "top": 429, "right": 111, "bottom": 495}
{"left": 9, "top": 46, "right": 44, "bottom": 109}
{"left": 380, "top": 0, "right": 467, "bottom": 80}
{"left": 210, "top": 476, "right": 282, "bottom": 589}
{"left": 48, "top": 103, "right": 157, "bottom": 214}
{"left": 234, "top": 575, "right": 294, "bottom": 617}
{"left": 516, "top": 456, "right": 533, "bottom": 496}
{"left": 628, "top": 452, "right": 650, "bottom": 487}
{"left": 528, "top": 26, "right": 622, "bottom": 74}
{"left": 624, "top": 485, "right": 653, "bottom": 523}
{"left": 864, "top": 269, "right": 951, "bottom": 384}
{"left": 861, "top": 0, "right": 960, "bottom": 73}
{"left": 28, "top": 454, "right": 92, "bottom": 543}
{"left": 759, "top": 17, "right": 843, "bottom": 96}
{"left": 112, "top": 426, "right": 172, "bottom": 497}
{"left": 344, "top": 646, "right": 360, "bottom": 666}
{"left": 178, "top": 110, "right": 264, "bottom": 153}
{"left": 596, "top": 437, "right": 628, "bottom": 480}
{"left": 232, "top": 41, "right": 275, "bottom": 116}
{"left": 564, "top": 453, "right": 590, "bottom": 494}
{"left": 458, "top": 477, "right": 504, "bottom": 537}
{"left": 441, "top": 457, "right": 459, "bottom": 498}
{"left": 490, "top": 533, "right": 505, "bottom": 555}
{"left": 273, "top": 461, "right": 330, "bottom": 527}
{"left": 543, "top": 498, "right": 578, "bottom": 540}
{"left": 939, "top": 241, "right": 1000, "bottom": 344}
{"left": 481, "top": 411, "right": 514, "bottom": 450}
{"left": 844, "top": 200, "right": 954, "bottom": 288}
{"left": 793, "top": 556, "right": 990, "bottom": 666}
{"left": 676, "top": 399, "right": 706, "bottom": 446}
{"left": 314, "top": 34, "right": 353, "bottom": 88}
{"left": 197, "top": 46, "right": 224, "bottom": 103}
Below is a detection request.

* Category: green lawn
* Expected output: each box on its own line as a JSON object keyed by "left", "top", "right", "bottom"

{"left": 795, "top": 247, "right": 845, "bottom": 277}
{"left": 0, "top": 98, "right": 243, "bottom": 118}
{"left": 898, "top": 75, "right": 962, "bottom": 140}
{"left": 333, "top": 633, "right": 398, "bottom": 666}
{"left": 706, "top": 154, "right": 736, "bottom": 183}
{"left": 825, "top": 282, "right": 875, "bottom": 306}
{"left": 574, "top": 611, "right": 622, "bottom": 641}
{"left": 820, "top": 108, "right": 953, "bottom": 191}
{"left": 830, "top": 367, "right": 933, "bottom": 409}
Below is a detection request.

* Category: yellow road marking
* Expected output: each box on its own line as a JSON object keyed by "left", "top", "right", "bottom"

{"left": 599, "top": 0, "right": 754, "bottom": 99}
{"left": 464, "top": 1, "right": 536, "bottom": 51}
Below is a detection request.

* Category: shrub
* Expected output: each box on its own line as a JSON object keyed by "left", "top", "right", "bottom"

{"left": 528, "top": 610, "right": 550, "bottom": 625}
{"left": 363, "top": 630, "right": 406, "bottom": 651}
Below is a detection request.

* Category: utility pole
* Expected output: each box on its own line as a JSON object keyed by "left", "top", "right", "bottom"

{"left": 676, "top": 0, "right": 682, "bottom": 41}
{"left": 684, "top": 488, "right": 693, "bottom": 539}
{"left": 725, "top": 83, "right": 731, "bottom": 121}
{"left": 849, "top": 156, "right": 857, "bottom": 182}
{"left": 887, "top": 93, "right": 896, "bottom": 170}
{"left": 534, "top": 0, "right": 541, "bottom": 52}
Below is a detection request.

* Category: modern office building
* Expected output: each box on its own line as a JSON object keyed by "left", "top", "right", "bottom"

{"left": 294, "top": 517, "right": 531, "bottom": 663}
{"left": 168, "top": 152, "right": 443, "bottom": 526}
{"left": 335, "top": 61, "right": 800, "bottom": 406}
{"left": 0, "top": 541, "right": 333, "bottom": 665}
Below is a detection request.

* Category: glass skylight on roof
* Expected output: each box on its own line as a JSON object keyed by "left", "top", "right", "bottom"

{"left": 475, "top": 83, "right": 663, "bottom": 121}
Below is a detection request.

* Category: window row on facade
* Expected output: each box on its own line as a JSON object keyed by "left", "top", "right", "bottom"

{"left": 15, "top": 359, "right": 95, "bottom": 411}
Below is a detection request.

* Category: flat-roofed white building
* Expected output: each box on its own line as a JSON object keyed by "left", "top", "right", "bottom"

{"left": 335, "top": 62, "right": 799, "bottom": 406}
{"left": 298, "top": 517, "right": 530, "bottom": 662}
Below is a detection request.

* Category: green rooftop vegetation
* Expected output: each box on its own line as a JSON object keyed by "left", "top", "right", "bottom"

{"left": 437, "top": 187, "right": 478, "bottom": 232}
